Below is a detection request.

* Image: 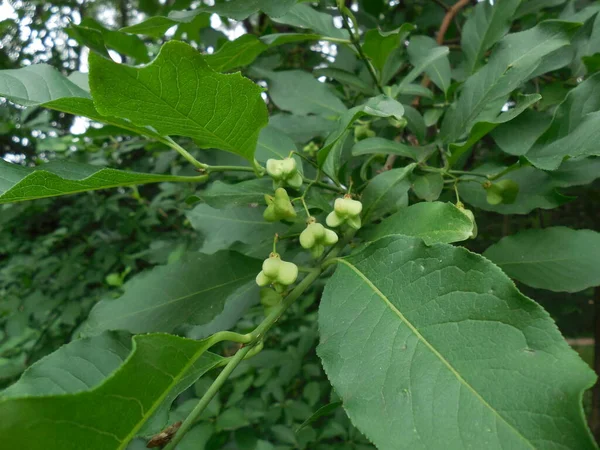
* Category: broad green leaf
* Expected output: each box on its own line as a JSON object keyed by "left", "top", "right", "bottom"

{"left": 269, "top": 114, "right": 338, "bottom": 143}
{"left": 187, "top": 204, "right": 288, "bottom": 254}
{"left": 459, "top": 158, "right": 600, "bottom": 214}
{"left": 407, "top": 36, "right": 451, "bottom": 94}
{"left": 296, "top": 401, "right": 342, "bottom": 432}
{"left": 402, "top": 104, "right": 427, "bottom": 143}
{"left": 440, "top": 21, "right": 580, "bottom": 143}
{"left": 352, "top": 137, "right": 427, "bottom": 161}
{"left": 121, "top": 16, "right": 184, "bottom": 37}
{"left": 0, "top": 64, "right": 161, "bottom": 138}
{"left": 461, "top": 0, "right": 521, "bottom": 74}
{"left": 0, "top": 333, "right": 223, "bottom": 449}
{"left": 254, "top": 68, "right": 348, "bottom": 117}
{"left": 84, "top": 251, "right": 261, "bottom": 334}
{"left": 361, "top": 164, "right": 415, "bottom": 223}
{"left": 0, "top": 160, "right": 205, "bottom": 205}
{"left": 70, "top": 18, "right": 150, "bottom": 63}
{"left": 412, "top": 173, "right": 444, "bottom": 202}
{"left": 515, "top": 0, "right": 567, "bottom": 18}
{"left": 394, "top": 83, "right": 434, "bottom": 99}
{"left": 200, "top": 178, "right": 272, "bottom": 208}
{"left": 392, "top": 45, "right": 450, "bottom": 94}
{"left": 362, "top": 25, "right": 415, "bottom": 73}
{"left": 365, "top": 202, "right": 474, "bottom": 245}
{"left": 205, "top": 34, "right": 268, "bottom": 72}
{"left": 491, "top": 109, "right": 553, "bottom": 156}
{"left": 255, "top": 126, "right": 301, "bottom": 171}
{"left": 272, "top": 3, "right": 349, "bottom": 39}
{"left": 89, "top": 41, "right": 268, "bottom": 162}
{"left": 314, "top": 67, "right": 375, "bottom": 95}
{"left": 317, "top": 95, "right": 405, "bottom": 167}
{"left": 318, "top": 235, "right": 596, "bottom": 450}
{"left": 203, "top": 0, "right": 298, "bottom": 20}
{"left": 484, "top": 227, "right": 600, "bottom": 293}
{"left": 448, "top": 94, "right": 541, "bottom": 165}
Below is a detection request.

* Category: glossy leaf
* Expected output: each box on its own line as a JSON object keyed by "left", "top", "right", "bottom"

{"left": 89, "top": 41, "right": 268, "bottom": 162}
{"left": 84, "top": 251, "right": 261, "bottom": 334}
{"left": 0, "top": 159, "right": 205, "bottom": 205}
{"left": 272, "top": 3, "right": 348, "bottom": 39}
{"left": 365, "top": 202, "right": 474, "bottom": 245}
{"left": 461, "top": 0, "right": 521, "bottom": 74}
{"left": 362, "top": 25, "right": 414, "bottom": 73}
{"left": 361, "top": 164, "right": 415, "bottom": 223}
{"left": 407, "top": 36, "right": 451, "bottom": 93}
{"left": 318, "top": 234, "right": 595, "bottom": 450}
{"left": 0, "top": 333, "right": 223, "bottom": 449}
{"left": 440, "top": 21, "right": 579, "bottom": 143}
{"left": 484, "top": 227, "right": 600, "bottom": 292}
{"left": 187, "top": 204, "right": 287, "bottom": 254}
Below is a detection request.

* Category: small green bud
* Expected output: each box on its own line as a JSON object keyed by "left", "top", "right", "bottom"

{"left": 354, "top": 123, "right": 376, "bottom": 142}
{"left": 326, "top": 196, "right": 363, "bottom": 230}
{"left": 255, "top": 252, "right": 299, "bottom": 287}
{"left": 299, "top": 219, "right": 339, "bottom": 258}
{"left": 484, "top": 179, "right": 519, "bottom": 205}
{"left": 263, "top": 188, "right": 297, "bottom": 222}
{"left": 303, "top": 141, "right": 320, "bottom": 157}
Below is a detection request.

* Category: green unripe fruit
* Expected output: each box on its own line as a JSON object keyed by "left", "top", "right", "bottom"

{"left": 326, "top": 197, "right": 363, "bottom": 230}
{"left": 255, "top": 252, "right": 299, "bottom": 287}
{"left": 263, "top": 188, "right": 297, "bottom": 222}
{"left": 484, "top": 179, "right": 519, "bottom": 205}
{"left": 266, "top": 157, "right": 303, "bottom": 189}
{"left": 299, "top": 219, "right": 339, "bottom": 258}
{"left": 303, "top": 141, "right": 319, "bottom": 157}
{"left": 354, "top": 123, "right": 376, "bottom": 142}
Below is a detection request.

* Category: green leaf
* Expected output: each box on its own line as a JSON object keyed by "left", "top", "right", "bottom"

{"left": 205, "top": 34, "right": 268, "bottom": 72}
{"left": 314, "top": 67, "right": 375, "bottom": 95}
{"left": 440, "top": 21, "right": 580, "bottom": 143}
{"left": 412, "top": 172, "right": 444, "bottom": 201}
{"left": 484, "top": 227, "right": 600, "bottom": 293}
{"left": 461, "top": 0, "right": 521, "bottom": 74}
{"left": 296, "top": 401, "right": 342, "bottom": 432}
{"left": 361, "top": 164, "right": 416, "bottom": 223}
{"left": 352, "top": 137, "right": 428, "bottom": 161}
{"left": 365, "top": 201, "right": 474, "bottom": 245}
{"left": 0, "top": 160, "right": 205, "bottom": 205}
{"left": 269, "top": 114, "right": 338, "bottom": 143}
{"left": 121, "top": 16, "right": 185, "bottom": 37}
{"left": 84, "top": 251, "right": 261, "bottom": 334}
{"left": 392, "top": 45, "right": 450, "bottom": 94}
{"left": 407, "top": 36, "right": 451, "bottom": 94}
{"left": 317, "top": 95, "right": 405, "bottom": 167}
{"left": 89, "top": 41, "right": 268, "bottom": 162}
{"left": 255, "top": 126, "right": 301, "bottom": 169}
{"left": 187, "top": 204, "right": 288, "bottom": 254}
{"left": 515, "top": 0, "right": 567, "bottom": 18}
{"left": 362, "top": 25, "right": 415, "bottom": 73}
{"left": 0, "top": 64, "right": 161, "bottom": 138}
{"left": 318, "top": 234, "right": 596, "bottom": 450}
{"left": 200, "top": 178, "right": 273, "bottom": 208}
{"left": 458, "top": 158, "right": 600, "bottom": 214}
{"left": 0, "top": 333, "right": 223, "bottom": 449}
{"left": 448, "top": 94, "right": 541, "bottom": 165}
{"left": 272, "top": 3, "right": 349, "bottom": 39}
{"left": 254, "top": 68, "right": 348, "bottom": 117}
{"left": 491, "top": 109, "right": 553, "bottom": 156}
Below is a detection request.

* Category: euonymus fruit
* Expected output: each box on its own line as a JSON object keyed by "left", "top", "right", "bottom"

{"left": 484, "top": 179, "right": 519, "bottom": 205}
{"left": 266, "top": 157, "right": 303, "bottom": 189}
{"left": 299, "top": 217, "right": 339, "bottom": 258}
{"left": 326, "top": 196, "right": 363, "bottom": 230}
{"left": 256, "top": 252, "right": 299, "bottom": 290}
{"left": 264, "top": 188, "right": 296, "bottom": 222}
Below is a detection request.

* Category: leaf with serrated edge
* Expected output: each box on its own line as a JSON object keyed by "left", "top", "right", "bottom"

{"left": 89, "top": 41, "right": 268, "bottom": 162}
{"left": 484, "top": 227, "right": 600, "bottom": 292}
{"left": 0, "top": 333, "right": 223, "bottom": 449}
{"left": 318, "top": 234, "right": 595, "bottom": 450}
{"left": 0, "top": 159, "right": 204, "bottom": 204}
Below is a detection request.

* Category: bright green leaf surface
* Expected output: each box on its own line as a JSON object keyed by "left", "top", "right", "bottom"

{"left": 461, "top": 0, "right": 521, "bottom": 74}
{"left": 200, "top": 178, "right": 272, "bottom": 208}
{"left": 89, "top": 41, "right": 268, "bottom": 161}
{"left": 84, "top": 252, "right": 261, "bottom": 334}
{"left": 318, "top": 234, "right": 596, "bottom": 450}
{"left": 440, "top": 21, "right": 579, "bottom": 143}
{"left": 407, "top": 36, "right": 451, "bottom": 93}
{"left": 205, "top": 34, "right": 268, "bottom": 72}
{"left": 412, "top": 173, "right": 444, "bottom": 202}
{"left": 0, "top": 159, "right": 205, "bottom": 204}
{"left": 361, "top": 164, "right": 415, "bottom": 223}
{"left": 365, "top": 202, "right": 474, "bottom": 245}
{"left": 0, "top": 333, "right": 223, "bottom": 449}
{"left": 362, "top": 25, "right": 414, "bottom": 73}
{"left": 187, "top": 204, "right": 288, "bottom": 254}
{"left": 484, "top": 227, "right": 600, "bottom": 292}
{"left": 272, "top": 3, "right": 348, "bottom": 39}
{"left": 491, "top": 109, "right": 553, "bottom": 156}
{"left": 352, "top": 137, "right": 425, "bottom": 161}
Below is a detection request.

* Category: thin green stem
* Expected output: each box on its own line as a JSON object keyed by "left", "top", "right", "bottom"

{"left": 339, "top": 9, "right": 384, "bottom": 94}
{"left": 163, "top": 137, "right": 207, "bottom": 169}
{"left": 203, "top": 165, "right": 256, "bottom": 173}
{"left": 487, "top": 161, "right": 524, "bottom": 180}
{"left": 302, "top": 176, "right": 345, "bottom": 193}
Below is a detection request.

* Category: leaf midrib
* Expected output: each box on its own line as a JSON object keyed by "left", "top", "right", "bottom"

{"left": 336, "top": 257, "right": 536, "bottom": 449}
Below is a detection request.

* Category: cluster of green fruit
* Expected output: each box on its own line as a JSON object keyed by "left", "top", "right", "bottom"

{"left": 257, "top": 158, "right": 364, "bottom": 295}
